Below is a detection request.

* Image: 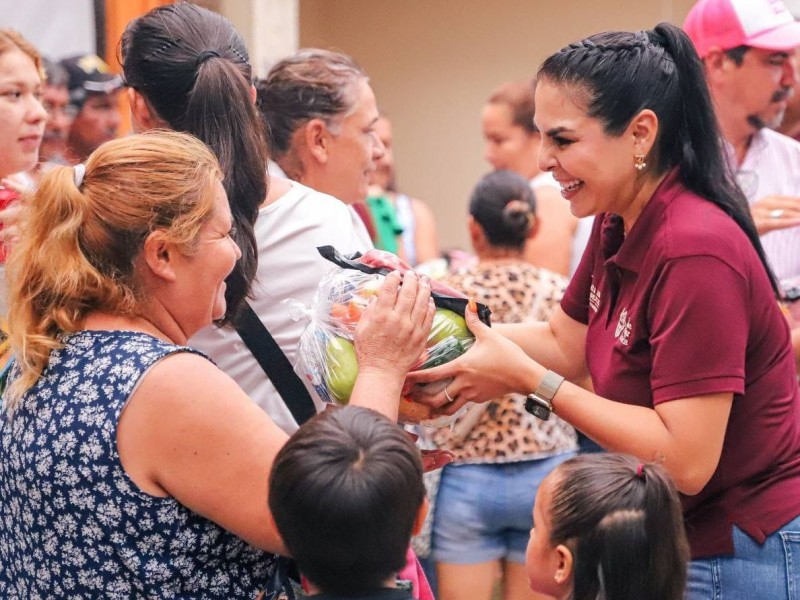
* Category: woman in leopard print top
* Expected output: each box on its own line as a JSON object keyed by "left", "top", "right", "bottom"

{"left": 430, "top": 171, "right": 577, "bottom": 600}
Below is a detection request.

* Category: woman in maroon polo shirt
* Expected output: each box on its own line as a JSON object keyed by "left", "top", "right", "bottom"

{"left": 409, "top": 22, "right": 800, "bottom": 600}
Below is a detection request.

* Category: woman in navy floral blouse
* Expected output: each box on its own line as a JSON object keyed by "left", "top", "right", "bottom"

{"left": 0, "top": 130, "right": 433, "bottom": 599}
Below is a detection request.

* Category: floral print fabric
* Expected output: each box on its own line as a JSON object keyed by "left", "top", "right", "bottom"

{"left": 0, "top": 330, "right": 276, "bottom": 599}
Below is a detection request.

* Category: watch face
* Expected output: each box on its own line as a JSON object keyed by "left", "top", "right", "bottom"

{"left": 525, "top": 396, "right": 551, "bottom": 421}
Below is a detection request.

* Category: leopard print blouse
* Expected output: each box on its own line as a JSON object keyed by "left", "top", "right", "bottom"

{"left": 433, "top": 261, "right": 578, "bottom": 463}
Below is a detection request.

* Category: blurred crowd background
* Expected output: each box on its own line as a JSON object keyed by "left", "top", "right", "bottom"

{"left": 12, "top": 0, "right": 791, "bottom": 253}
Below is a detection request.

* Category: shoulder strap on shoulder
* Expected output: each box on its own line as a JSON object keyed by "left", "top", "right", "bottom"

{"left": 235, "top": 304, "right": 317, "bottom": 426}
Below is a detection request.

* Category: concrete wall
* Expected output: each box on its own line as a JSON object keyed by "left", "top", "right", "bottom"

{"left": 299, "top": 0, "right": 698, "bottom": 251}
{"left": 221, "top": 0, "right": 299, "bottom": 76}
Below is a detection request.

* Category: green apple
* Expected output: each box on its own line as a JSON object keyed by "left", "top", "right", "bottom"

{"left": 428, "top": 308, "right": 472, "bottom": 347}
{"left": 324, "top": 336, "right": 359, "bottom": 404}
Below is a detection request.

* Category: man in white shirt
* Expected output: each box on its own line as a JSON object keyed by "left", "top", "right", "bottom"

{"left": 685, "top": 0, "right": 800, "bottom": 365}
{"left": 685, "top": 0, "right": 800, "bottom": 285}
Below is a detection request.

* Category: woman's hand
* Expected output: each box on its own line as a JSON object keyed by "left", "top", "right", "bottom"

{"left": 405, "top": 300, "right": 544, "bottom": 416}
{"left": 0, "top": 202, "right": 24, "bottom": 246}
{"left": 751, "top": 195, "right": 800, "bottom": 235}
{"left": 0, "top": 176, "right": 27, "bottom": 195}
{"left": 349, "top": 271, "right": 436, "bottom": 420}
{"left": 355, "top": 270, "right": 435, "bottom": 378}
{"left": 421, "top": 448, "right": 455, "bottom": 472}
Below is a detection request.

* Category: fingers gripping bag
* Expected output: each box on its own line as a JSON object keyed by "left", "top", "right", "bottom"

{"left": 289, "top": 246, "right": 492, "bottom": 426}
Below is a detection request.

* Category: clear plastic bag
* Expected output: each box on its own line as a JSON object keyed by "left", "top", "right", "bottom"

{"left": 291, "top": 247, "right": 491, "bottom": 426}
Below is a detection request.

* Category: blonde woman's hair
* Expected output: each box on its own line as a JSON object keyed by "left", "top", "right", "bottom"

{"left": 5, "top": 130, "right": 221, "bottom": 411}
{"left": 0, "top": 29, "right": 43, "bottom": 78}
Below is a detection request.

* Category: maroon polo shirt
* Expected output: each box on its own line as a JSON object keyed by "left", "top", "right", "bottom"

{"left": 561, "top": 169, "right": 800, "bottom": 558}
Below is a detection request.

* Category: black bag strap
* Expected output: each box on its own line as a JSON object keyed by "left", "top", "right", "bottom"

{"left": 317, "top": 245, "right": 493, "bottom": 325}
{"left": 264, "top": 555, "right": 301, "bottom": 599}
{"left": 235, "top": 303, "right": 317, "bottom": 426}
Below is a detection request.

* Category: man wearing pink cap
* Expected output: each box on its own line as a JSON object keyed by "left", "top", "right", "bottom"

{"left": 686, "top": 0, "right": 800, "bottom": 377}
{"left": 685, "top": 0, "right": 800, "bottom": 288}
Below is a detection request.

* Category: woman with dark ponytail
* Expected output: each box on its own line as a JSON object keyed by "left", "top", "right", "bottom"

{"left": 526, "top": 453, "right": 689, "bottom": 600}
{"left": 121, "top": 3, "right": 269, "bottom": 322}
{"left": 410, "top": 23, "right": 800, "bottom": 598}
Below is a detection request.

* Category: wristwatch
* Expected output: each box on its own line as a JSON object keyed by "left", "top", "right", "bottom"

{"left": 524, "top": 370, "right": 565, "bottom": 421}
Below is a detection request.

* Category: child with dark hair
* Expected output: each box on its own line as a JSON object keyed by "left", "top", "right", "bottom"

{"left": 269, "top": 406, "right": 429, "bottom": 600}
{"left": 526, "top": 453, "right": 689, "bottom": 600}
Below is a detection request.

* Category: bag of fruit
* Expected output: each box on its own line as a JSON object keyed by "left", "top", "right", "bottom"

{"left": 289, "top": 246, "right": 491, "bottom": 426}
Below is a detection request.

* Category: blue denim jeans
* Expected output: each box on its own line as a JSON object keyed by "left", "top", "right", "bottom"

{"left": 686, "top": 515, "right": 800, "bottom": 599}
{"left": 432, "top": 453, "right": 574, "bottom": 564}
{"left": 576, "top": 431, "right": 604, "bottom": 454}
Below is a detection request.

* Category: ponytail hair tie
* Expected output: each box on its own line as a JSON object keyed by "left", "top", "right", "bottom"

{"left": 196, "top": 50, "right": 220, "bottom": 68}
{"left": 636, "top": 463, "right": 646, "bottom": 480}
{"left": 73, "top": 164, "right": 86, "bottom": 189}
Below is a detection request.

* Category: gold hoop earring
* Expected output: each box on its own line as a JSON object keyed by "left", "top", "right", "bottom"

{"left": 634, "top": 154, "right": 647, "bottom": 171}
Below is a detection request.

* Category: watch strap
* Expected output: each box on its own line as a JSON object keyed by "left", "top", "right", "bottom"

{"left": 524, "top": 370, "right": 565, "bottom": 421}
{"left": 535, "top": 370, "right": 565, "bottom": 402}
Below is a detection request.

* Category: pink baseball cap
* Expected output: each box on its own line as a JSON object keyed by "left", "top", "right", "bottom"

{"left": 684, "top": 0, "right": 800, "bottom": 58}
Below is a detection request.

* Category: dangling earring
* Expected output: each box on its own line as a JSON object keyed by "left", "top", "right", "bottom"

{"left": 634, "top": 154, "right": 647, "bottom": 171}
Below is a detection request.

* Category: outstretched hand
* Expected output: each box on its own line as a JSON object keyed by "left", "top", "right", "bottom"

{"left": 404, "top": 430, "right": 455, "bottom": 472}
{"left": 421, "top": 448, "right": 455, "bottom": 472}
{"left": 405, "top": 299, "right": 541, "bottom": 416}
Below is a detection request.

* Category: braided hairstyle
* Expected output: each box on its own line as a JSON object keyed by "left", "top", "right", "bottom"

{"left": 538, "top": 23, "right": 778, "bottom": 294}
{"left": 121, "top": 4, "right": 269, "bottom": 323}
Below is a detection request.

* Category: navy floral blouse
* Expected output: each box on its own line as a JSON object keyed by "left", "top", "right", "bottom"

{"left": 0, "top": 330, "right": 278, "bottom": 599}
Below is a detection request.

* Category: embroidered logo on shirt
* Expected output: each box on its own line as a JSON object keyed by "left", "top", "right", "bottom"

{"left": 615, "top": 308, "right": 632, "bottom": 346}
{"left": 589, "top": 284, "right": 601, "bottom": 313}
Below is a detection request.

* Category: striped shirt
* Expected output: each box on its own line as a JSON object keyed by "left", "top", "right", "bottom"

{"left": 736, "top": 128, "right": 800, "bottom": 286}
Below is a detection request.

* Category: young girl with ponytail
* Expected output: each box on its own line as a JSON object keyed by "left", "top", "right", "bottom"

{"left": 526, "top": 453, "right": 689, "bottom": 600}
{"left": 409, "top": 22, "right": 800, "bottom": 598}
